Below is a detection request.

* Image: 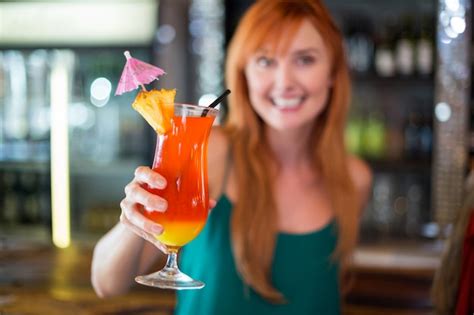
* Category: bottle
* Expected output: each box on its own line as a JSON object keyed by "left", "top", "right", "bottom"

{"left": 404, "top": 111, "right": 421, "bottom": 159}
{"left": 416, "top": 16, "right": 434, "bottom": 76}
{"left": 0, "top": 52, "right": 5, "bottom": 161}
{"left": 385, "top": 119, "right": 405, "bottom": 161}
{"left": 371, "top": 174, "right": 395, "bottom": 238}
{"left": 38, "top": 172, "right": 51, "bottom": 228}
{"left": 419, "top": 108, "right": 433, "bottom": 159}
{"left": 361, "top": 109, "right": 386, "bottom": 160}
{"left": 2, "top": 171, "right": 20, "bottom": 225}
{"left": 27, "top": 50, "right": 50, "bottom": 142}
{"left": 345, "top": 107, "right": 364, "bottom": 156}
{"left": 4, "top": 51, "right": 29, "bottom": 161}
{"left": 405, "top": 178, "right": 423, "bottom": 238}
{"left": 345, "top": 16, "right": 374, "bottom": 74}
{"left": 19, "top": 171, "right": 40, "bottom": 224}
{"left": 374, "top": 23, "right": 396, "bottom": 77}
{"left": 395, "top": 15, "right": 415, "bottom": 76}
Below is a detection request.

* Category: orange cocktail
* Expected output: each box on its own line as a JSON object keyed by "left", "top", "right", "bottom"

{"left": 116, "top": 48, "right": 223, "bottom": 289}
{"left": 142, "top": 112, "right": 215, "bottom": 248}
{"left": 135, "top": 103, "right": 218, "bottom": 289}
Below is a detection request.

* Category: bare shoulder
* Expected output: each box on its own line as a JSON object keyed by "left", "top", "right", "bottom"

{"left": 208, "top": 126, "right": 230, "bottom": 162}
{"left": 207, "top": 126, "right": 231, "bottom": 198}
{"left": 347, "top": 155, "right": 373, "bottom": 207}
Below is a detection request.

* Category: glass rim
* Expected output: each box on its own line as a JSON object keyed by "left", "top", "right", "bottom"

{"left": 174, "top": 103, "right": 219, "bottom": 115}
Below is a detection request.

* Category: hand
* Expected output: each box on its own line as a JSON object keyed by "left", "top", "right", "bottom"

{"left": 120, "top": 166, "right": 169, "bottom": 253}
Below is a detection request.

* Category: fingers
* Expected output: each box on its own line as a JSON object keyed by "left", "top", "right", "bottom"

{"left": 209, "top": 199, "right": 217, "bottom": 209}
{"left": 119, "top": 213, "right": 168, "bottom": 254}
{"left": 208, "top": 199, "right": 217, "bottom": 214}
{"left": 118, "top": 166, "right": 170, "bottom": 254}
{"left": 124, "top": 181, "right": 168, "bottom": 212}
{"left": 120, "top": 198, "right": 163, "bottom": 235}
{"left": 134, "top": 166, "right": 167, "bottom": 189}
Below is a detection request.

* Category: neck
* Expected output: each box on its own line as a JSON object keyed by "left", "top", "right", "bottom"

{"left": 265, "top": 125, "right": 313, "bottom": 168}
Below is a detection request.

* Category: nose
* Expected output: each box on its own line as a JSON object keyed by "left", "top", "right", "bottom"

{"left": 274, "top": 62, "right": 296, "bottom": 91}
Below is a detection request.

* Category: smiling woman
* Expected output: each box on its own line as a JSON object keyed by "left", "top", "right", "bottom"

{"left": 221, "top": 0, "right": 369, "bottom": 305}
{"left": 91, "top": 1, "right": 372, "bottom": 314}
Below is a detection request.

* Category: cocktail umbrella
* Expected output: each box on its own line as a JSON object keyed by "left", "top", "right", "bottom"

{"left": 115, "top": 51, "right": 166, "bottom": 96}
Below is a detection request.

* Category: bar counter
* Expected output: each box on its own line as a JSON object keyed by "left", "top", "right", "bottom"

{"left": 0, "top": 234, "right": 440, "bottom": 315}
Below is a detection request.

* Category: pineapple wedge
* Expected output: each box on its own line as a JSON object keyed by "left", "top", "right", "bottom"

{"left": 132, "top": 89, "right": 176, "bottom": 134}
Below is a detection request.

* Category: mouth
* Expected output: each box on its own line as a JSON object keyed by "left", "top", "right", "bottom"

{"left": 271, "top": 96, "right": 305, "bottom": 110}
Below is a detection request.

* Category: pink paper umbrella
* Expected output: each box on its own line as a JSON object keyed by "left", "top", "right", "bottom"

{"left": 115, "top": 51, "right": 166, "bottom": 96}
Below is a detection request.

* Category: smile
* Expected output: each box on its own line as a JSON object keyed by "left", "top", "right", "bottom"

{"left": 271, "top": 97, "right": 305, "bottom": 110}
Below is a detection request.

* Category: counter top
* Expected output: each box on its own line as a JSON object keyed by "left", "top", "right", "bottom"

{"left": 0, "top": 236, "right": 441, "bottom": 314}
{"left": 354, "top": 240, "right": 442, "bottom": 276}
{"left": 0, "top": 242, "right": 175, "bottom": 315}
{"left": 347, "top": 240, "right": 441, "bottom": 313}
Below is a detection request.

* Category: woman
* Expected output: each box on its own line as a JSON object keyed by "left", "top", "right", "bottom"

{"left": 92, "top": 0, "right": 372, "bottom": 314}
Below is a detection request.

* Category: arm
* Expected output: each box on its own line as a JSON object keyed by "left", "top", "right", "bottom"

{"left": 207, "top": 127, "right": 231, "bottom": 200}
{"left": 91, "top": 223, "right": 162, "bottom": 297}
{"left": 91, "top": 166, "right": 168, "bottom": 298}
{"left": 91, "top": 128, "right": 227, "bottom": 298}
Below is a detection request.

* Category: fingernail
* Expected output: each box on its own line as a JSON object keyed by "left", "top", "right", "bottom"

{"left": 157, "top": 199, "right": 168, "bottom": 212}
{"left": 151, "top": 225, "right": 162, "bottom": 234}
{"left": 155, "top": 177, "right": 167, "bottom": 189}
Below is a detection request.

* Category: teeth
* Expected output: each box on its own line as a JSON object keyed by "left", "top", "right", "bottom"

{"left": 273, "top": 97, "right": 302, "bottom": 108}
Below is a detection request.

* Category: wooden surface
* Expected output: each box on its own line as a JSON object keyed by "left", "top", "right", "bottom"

{"left": 0, "top": 241, "right": 175, "bottom": 315}
{"left": 346, "top": 240, "right": 440, "bottom": 315}
{"left": 0, "top": 237, "right": 440, "bottom": 314}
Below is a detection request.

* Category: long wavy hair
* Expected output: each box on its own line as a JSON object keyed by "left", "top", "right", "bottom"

{"left": 223, "top": 0, "right": 359, "bottom": 303}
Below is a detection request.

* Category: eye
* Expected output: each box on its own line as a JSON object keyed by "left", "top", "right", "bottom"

{"left": 256, "top": 56, "right": 274, "bottom": 68}
{"left": 295, "top": 55, "right": 316, "bottom": 66}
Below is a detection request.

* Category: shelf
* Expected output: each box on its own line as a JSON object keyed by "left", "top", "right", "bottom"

{"left": 0, "top": 224, "right": 51, "bottom": 250}
{"left": 0, "top": 161, "right": 50, "bottom": 173}
{"left": 0, "top": 159, "right": 145, "bottom": 177}
{"left": 351, "top": 73, "right": 434, "bottom": 87}
{"left": 70, "top": 158, "right": 144, "bottom": 177}
{"left": 354, "top": 239, "right": 441, "bottom": 273}
{"left": 367, "top": 158, "right": 432, "bottom": 173}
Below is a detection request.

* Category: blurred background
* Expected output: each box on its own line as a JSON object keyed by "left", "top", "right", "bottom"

{"left": 0, "top": 0, "right": 471, "bottom": 314}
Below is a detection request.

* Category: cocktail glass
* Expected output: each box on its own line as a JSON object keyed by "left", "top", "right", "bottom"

{"left": 135, "top": 103, "right": 218, "bottom": 290}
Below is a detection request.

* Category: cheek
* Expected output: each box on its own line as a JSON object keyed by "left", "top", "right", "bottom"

{"left": 311, "top": 65, "right": 332, "bottom": 87}
{"left": 307, "top": 76, "right": 332, "bottom": 115}
{"left": 315, "top": 85, "right": 331, "bottom": 113}
{"left": 307, "top": 69, "right": 332, "bottom": 99}
{"left": 245, "top": 68, "right": 270, "bottom": 98}
{"left": 315, "top": 79, "right": 331, "bottom": 98}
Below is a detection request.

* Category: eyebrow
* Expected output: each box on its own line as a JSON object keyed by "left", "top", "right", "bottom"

{"left": 292, "top": 48, "right": 321, "bottom": 55}
{"left": 254, "top": 47, "right": 321, "bottom": 56}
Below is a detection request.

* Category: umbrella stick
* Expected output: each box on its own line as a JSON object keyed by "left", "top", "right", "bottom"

{"left": 140, "top": 84, "right": 147, "bottom": 92}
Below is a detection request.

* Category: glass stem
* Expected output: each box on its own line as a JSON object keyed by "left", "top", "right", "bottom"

{"left": 164, "top": 248, "right": 179, "bottom": 271}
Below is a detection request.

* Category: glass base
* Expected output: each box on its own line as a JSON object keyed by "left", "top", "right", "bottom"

{"left": 135, "top": 267, "right": 205, "bottom": 290}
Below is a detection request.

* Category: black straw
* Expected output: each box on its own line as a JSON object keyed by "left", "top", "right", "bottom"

{"left": 201, "top": 89, "right": 231, "bottom": 117}
{"left": 209, "top": 89, "right": 231, "bottom": 108}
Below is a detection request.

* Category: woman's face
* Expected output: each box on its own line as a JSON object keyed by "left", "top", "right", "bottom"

{"left": 244, "top": 20, "right": 333, "bottom": 132}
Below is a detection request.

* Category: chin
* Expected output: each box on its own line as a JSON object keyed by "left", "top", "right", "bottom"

{"left": 266, "top": 119, "right": 314, "bottom": 132}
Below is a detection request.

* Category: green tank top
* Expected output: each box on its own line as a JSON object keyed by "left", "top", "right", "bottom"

{"left": 175, "top": 195, "right": 340, "bottom": 315}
